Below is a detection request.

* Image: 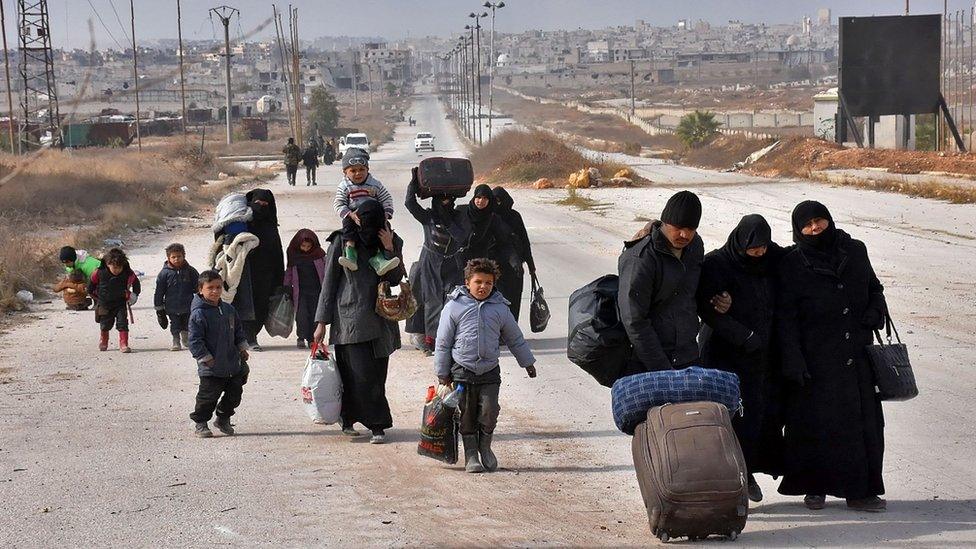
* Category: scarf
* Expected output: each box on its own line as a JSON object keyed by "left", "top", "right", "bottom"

{"left": 721, "top": 214, "right": 774, "bottom": 274}
{"left": 286, "top": 228, "right": 326, "bottom": 268}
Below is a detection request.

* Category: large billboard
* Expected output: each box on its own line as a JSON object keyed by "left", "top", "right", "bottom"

{"left": 839, "top": 14, "right": 942, "bottom": 117}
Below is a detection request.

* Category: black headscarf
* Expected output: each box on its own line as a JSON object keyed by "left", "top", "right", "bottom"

{"left": 468, "top": 184, "right": 495, "bottom": 225}
{"left": 493, "top": 187, "right": 515, "bottom": 213}
{"left": 246, "top": 188, "right": 279, "bottom": 226}
{"left": 356, "top": 198, "right": 386, "bottom": 249}
{"left": 721, "top": 214, "right": 774, "bottom": 274}
{"left": 791, "top": 200, "right": 837, "bottom": 253}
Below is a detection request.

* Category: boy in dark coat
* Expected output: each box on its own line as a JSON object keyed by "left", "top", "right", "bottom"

{"left": 154, "top": 243, "right": 200, "bottom": 351}
{"left": 89, "top": 248, "right": 141, "bottom": 353}
{"left": 188, "top": 270, "right": 250, "bottom": 438}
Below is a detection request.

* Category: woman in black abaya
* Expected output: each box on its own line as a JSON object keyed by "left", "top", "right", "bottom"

{"left": 492, "top": 187, "right": 536, "bottom": 320}
{"left": 244, "top": 189, "right": 285, "bottom": 350}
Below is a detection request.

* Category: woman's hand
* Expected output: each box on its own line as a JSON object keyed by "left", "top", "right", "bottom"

{"left": 313, "top": 322, "right": 327, "bottom": 344}
{"left": 710, "top": 291, "right": 732, "bottom": 314}
{"left": 348, "top": 211, "right": 361, "bottom": 226}
{"left": 378, "top": 228, "right": 395, "bottom": 252}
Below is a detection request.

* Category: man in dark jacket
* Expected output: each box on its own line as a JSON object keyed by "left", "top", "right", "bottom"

{"left": 154, "top": 243, "right": 200, "bottom": 352}
{"left": 618, "top": 191, "right": 705, "bottom": 372}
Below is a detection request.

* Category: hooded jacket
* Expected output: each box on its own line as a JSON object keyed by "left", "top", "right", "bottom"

{"left": 53, "top": 278, "right": 90, "bottom": 307}
{"left": 434, "top": 286, "right": 535, "bottom": 378}
{"left": 154, "top": 260, "right": 200, "bottom": 315}
{"left": 89, "top": 264, "right": 141, "bottom": 310}
{"left": 617, "top": 220, "right": 704, "bottom": 371}
{"left": 188, "top": 294, "right": 249, "bottom": 378}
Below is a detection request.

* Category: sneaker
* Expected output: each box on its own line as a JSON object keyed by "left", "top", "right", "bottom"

{"left": 194, "top": 422, "right": 213, "bottom": 438}
{"left": 338, "top": 245, "right": 359, "bottom": 271}
{"left": 342, "top": 426, "right": 362, "bottom": 437}
{"left": 214, "top": 416, "right": 235, "bottom": 436}
{"left": 368, "top": 252, "right": 401, "bottom": 276}
{"left": 847, "top": 496, "right": 887, "bottom": 513}
{"left": 297, "top": 338, "right": 307, "bottom": 349}
{"left": 369, "top": 430, "right": 387, "bottom": 444}
{"left": 170, "top": 335, "right": 182, "bottom": 352}
{"left": 804, "top": 495, "right": 826, "bottom": 510}
{"left": 747, "top": 475, "right": 764, "bottom": 503}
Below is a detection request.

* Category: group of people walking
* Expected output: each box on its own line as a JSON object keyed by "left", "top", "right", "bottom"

{"left": 283, "top": 136, "right": 337, "bottom": 187}
{"left": 619, "top": 190, "right": 889, "bottom": 512}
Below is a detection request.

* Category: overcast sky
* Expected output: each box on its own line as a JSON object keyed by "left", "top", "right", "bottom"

{"left": 24, "top": 0, "right": 976, "bottom": 49}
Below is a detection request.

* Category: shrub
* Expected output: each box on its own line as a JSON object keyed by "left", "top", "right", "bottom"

{"left": 676, "top": 110, "right": 722, "bottom": 148}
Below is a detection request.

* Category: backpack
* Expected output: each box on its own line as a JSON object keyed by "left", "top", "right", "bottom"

{"left": 566, "top": 274, "right": 633, "bottom": 387}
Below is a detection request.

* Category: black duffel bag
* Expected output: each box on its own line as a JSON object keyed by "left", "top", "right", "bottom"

{"left": 567, "top": 274, "right": 633, "bottom": 387}
{"left": 529, "top": 272, "right": 550, "bottom": 333}
{"left": 865, "top": 307, "right": 918, "bottom": 401}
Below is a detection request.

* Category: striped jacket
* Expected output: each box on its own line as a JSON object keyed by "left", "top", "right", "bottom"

{"left": 333, "top": 174, "right": 395, "bottom": 219}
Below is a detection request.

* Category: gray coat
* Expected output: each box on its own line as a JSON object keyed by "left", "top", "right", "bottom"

{"left": 617, "top": 220, "right": 704, "bottom": 371}
{"left": 314, "top": 231, "right": 404, "bottom": 358}
{"left": 188, "top": 294, "right": 249, "bottom": 377}
{"left": 434, "top": 286, "right": 535, "bottom": 378}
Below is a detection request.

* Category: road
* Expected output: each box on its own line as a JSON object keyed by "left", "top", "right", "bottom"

{"left": 1, "top": 94, "right": 975, "bottom": 547}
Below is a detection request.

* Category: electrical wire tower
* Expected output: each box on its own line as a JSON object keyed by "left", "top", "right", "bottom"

{"left": 17, "top": 0, "right": 61, "bottom": 150}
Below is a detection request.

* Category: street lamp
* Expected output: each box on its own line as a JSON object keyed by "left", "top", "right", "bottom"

{"left": 468, "top": 11, "right": 488, "bottom": 145}
{"left": 483, "top": 1, "right": 505, "bottom": 141}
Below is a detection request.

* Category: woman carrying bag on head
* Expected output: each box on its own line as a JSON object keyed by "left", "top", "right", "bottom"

{"left": 776, "top": 200, "right": 888, "bottom": 513}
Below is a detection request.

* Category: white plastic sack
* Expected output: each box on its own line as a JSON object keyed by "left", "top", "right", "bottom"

{"left": 301, "top": 344, "right": 342, "bottom": 424}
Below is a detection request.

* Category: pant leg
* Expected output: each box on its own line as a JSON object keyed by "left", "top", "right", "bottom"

{"left": 477, "top": 383, "right": 501, "bottom": 434}
{"left": 458, "top": 383, "right": 482, "bottom": 436}
{"left": 310, "top": 165, "right": 316, "bottom": 184}
{"left": 100, "top": 307, "right": 122, "bottom": 332}
{"left": 168, "top": 313, "right": 182, "bottom": 337}
{"left": 190, "top": 376, "right": 224, "bottom": 423}
{"left": 216, "top": 373, "right": 245, "bottom": 418}
{"left": 115, "top": 306, "right": 129, "bottom": 332}
{"left": 306, "top": 167, "right": 312, "bottom": 183}
{"left": 341, "top": 215, "right": 359, "bottom": 244}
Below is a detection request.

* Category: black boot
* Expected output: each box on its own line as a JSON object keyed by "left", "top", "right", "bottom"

{"left": 462, "top": 434, "right": 484, "bottom": 473}
{"left": 479, "top": 431, "right": 498, "bottom": 472}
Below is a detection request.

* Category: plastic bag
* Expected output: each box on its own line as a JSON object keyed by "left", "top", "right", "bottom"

{"left": 301, "top": 344, "right": 342, "bottom": 424}
{"left": 417, "top": 385, "right": 460, "bottom": 464}
{"left": 265, "top": 287, "right": 295, "bottom": 338}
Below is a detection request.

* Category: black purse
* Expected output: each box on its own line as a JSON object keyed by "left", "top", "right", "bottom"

{"left": 529, "top": 272, "right": 550, "bottom": 333}
{"left": 864, "top": 307, "right": 918, "bottom": 401}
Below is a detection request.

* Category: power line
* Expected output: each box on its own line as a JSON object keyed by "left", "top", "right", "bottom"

{"left": 108, "top": 0, "right": 132, "bottom": 44}
{"left": 85, "top": 0, "right": 125, "bottom": 50}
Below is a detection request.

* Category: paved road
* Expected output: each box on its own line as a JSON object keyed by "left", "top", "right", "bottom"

{"left": 1, "top": 94, "right": 974, "bottom": 547}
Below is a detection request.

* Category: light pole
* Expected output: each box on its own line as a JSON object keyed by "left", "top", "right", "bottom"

{"left": 483, "top": 1, "right": 504, "bottom": 141}
{"left": 468, "top": 11, "right": 488, "bottom": 145}
{"left": 210, "top": 5, "right": 239, "bottom": 145}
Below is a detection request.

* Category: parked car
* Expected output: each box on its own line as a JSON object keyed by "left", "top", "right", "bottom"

{"left": 338, "top": 132, "right": 370, "bottom": 158}
{"left": 414, "top": 132, "right": 435, "bottom": 152}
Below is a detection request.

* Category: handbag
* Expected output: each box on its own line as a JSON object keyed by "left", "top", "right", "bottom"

{"left": 864, "top": 307, "right": 918, "bottom": 401}
{"left": 375, "top": 280, "right": 418, "bottom": 322}
{"left": 529, "top": 272, "right": 550, "bottom": 333}
{"left": 264, "top": 287, "right": 295, "bottom": 338}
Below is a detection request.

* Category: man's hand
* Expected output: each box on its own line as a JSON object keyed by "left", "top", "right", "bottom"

{"left": 156, "top": 311, "right": 168, "bottom": 330}
{"left": 438, "top": 376, "right": 452, "bottom": 386}
{"left": 204, "top": 358, "right": 216, "bottom": 368}
{"left": 711, "top": 291, "right": 731, "bottom": 314}
{"left": 240, "top": 349, "right": 249, "bottom": 362}
{"left": 349, "top": 211, "right": 361, "bottom": 226}
{"left": 313, "top": 323, "right": 327, "bottom": 344}
{"left": 526, "top": 365, "right": 537, "bottom": 378}
{"left": 378, "top": 228, "right": 395, "bottom": 252}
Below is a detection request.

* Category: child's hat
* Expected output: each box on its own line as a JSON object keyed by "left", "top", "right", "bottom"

{"left": 59, "top": 246, "right": 77, "bottom": 262}
{"left": 342, "top": 150, "right": 369, "bottom": 170}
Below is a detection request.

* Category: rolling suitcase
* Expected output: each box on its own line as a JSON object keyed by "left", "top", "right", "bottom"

{"left": 631, "top": 401, "right": 748, "bottom": 543}
{"left": 417, "top": 157, "right": 474, "bottom": 198}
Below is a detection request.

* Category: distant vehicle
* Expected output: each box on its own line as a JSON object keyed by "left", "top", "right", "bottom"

{"left": 414, "top": 132, "right": 435, "bottom": 152}
{"left": 338, "top": 132, "right": 370, "bottom": 158}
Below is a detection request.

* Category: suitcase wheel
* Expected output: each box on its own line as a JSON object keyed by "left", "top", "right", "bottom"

{"left": 657, "top": 532, "right": 670, "bottom": 543}
{"left": 727, "top": 531, "right": 739, "bottom": 541}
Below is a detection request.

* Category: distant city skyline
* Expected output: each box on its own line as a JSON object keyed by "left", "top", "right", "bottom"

{"left": 16, "top": 0, "right": 976, "bottom": 50}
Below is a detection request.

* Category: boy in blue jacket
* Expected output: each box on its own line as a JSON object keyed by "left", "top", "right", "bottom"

{"left": 435, "top": 258, "right": 537, "bottom": 473}
{"left": 188, "top": 270, "right": 250, "bottom": 438}
{"left": 154, "top": 243, "right": 200, "bottom": 351}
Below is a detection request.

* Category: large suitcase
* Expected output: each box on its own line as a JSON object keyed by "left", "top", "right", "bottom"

{"left": 417, "top": 157, "right": 474, "bottom": 198}
{"left": 632, "top": 402, "right": 749, "bottom": 543}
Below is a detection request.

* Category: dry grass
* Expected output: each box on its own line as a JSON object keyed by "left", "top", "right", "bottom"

{"left": 470, "top": 129, "right": 636, "bottom": 186}
{"left": 0, "top": 144, "right": 259, "bottom": 310}
{"left": 811, "top": 172, "right": 976, "bottom": 204}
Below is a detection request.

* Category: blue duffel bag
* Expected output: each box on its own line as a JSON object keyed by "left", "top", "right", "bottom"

{"left": 611, "top": 366, "right": 742, "bottom": 435}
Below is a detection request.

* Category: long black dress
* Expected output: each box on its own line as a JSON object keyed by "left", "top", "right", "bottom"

{"left": 776, "top": 201, "right": 887, "bottom": 499}
{"left": 697, "top": 214, "right": 785, "bottom": 477}
{"left": 245, "top": 189, "right": 285, "bottom": 343}
{"left": 457, "top": 184, "right": 514, "bottom": 285}
{"left": 492, "top": 187, "right": 536, "bottom": 321}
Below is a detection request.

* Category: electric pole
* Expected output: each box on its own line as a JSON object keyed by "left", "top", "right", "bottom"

{"left": 630, "top": 59, "right": 636, "bottom": 117}
{"left": 18, "top": 0, "right": 61, "bottom": 151}
{"left": 176, "top": 0, "right": 187, "bottom": 137}
{"left": 483, "top": 1, "right": 504, "bottom": 142}
{"left": 1, "top": 0, "right": 15, "bottom": 152}
{"left": 272, "top": 6, "right": 294, "bottom": 139}
{"left": 129, "top": 0, "right": 141, "bottom": 150}
{"left": 289, "top": 6, "right": 303, "bottom": 145}
{"left": 211, "top": 5, "right": 238, "bottom": 146}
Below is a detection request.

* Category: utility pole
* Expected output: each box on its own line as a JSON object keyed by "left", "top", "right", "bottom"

{"left": 289, "top": 6, "right": 303, "bottom": 145}
{"left": 129, "top": 0, "right": 141, "bottom": 150}
{"left": 17, "top": 0, "right": 61, "bottom": 151}
{"left": 0, "top": 0, "right": 16, "bottom": 152}
{"left": 484, "top": 2, "right": 504, "bottom": 141}
{"left": 367, "top": 63, "right": 373, "bottom": 108}
{"left": 469, "top": 12, "right": 487, "bottom": 145}
{"left": 211, "top": 5, "right": 238, "bottom": 146}
{"left": 630, "top": 59, "right": 636, "bottom": 117}
{"left": 176, "top": 0, "right": 187, "bottom": 137}
{"left": 272, "top": 6, "right": 294, "bottom": 139}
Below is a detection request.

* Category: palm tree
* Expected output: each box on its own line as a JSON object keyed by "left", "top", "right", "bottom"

{"left": 676, "top": 110, "right": 722, "bottom": 148}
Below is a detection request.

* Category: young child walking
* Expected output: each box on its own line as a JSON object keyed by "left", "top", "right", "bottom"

{"left": 333, "top": 150, "right": 400, "bottom": 275}
{"left": 188, "top": 270, "right": 250, "bottom": 438}
{"left": 434, "top": 258, "right": 537, "bottom": 473}
{"left": 283, "top": 229, "right": 325, "bottom": 349}
{"left": 53, "top": 269, "right": 92, "bottom": 310}
{"left": 154, "top": 243, "right": 200, "bottom": 351}
{"left": 88, "top": 248, "right": 140, "bottom": 353}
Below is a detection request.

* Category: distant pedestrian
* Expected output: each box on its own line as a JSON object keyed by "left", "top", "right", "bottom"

{"left": 323, "top": 139, "right": 336, "bottom": 166}
{"left": 89, "top": 247, "right": 140, "bottom": 353}
{"left": 434, "top": 258, "right": 537, "bottom": 473}
{"left": 303, "top": 140, "right": 320, "bottom": 186}
{"left": 188, "top": 270, "right": 250, "bottom": 439}
{"left": 283, "top": 229, "right": 326, "bottom": 349}
{"left": 58, "top": 245, "right": 101, "bottom": 284}
{"left": 154, "top": 243, "right": 200, "bottom": 352}
{"left": 283, "top": 137, "right": 302, "bottom": 186}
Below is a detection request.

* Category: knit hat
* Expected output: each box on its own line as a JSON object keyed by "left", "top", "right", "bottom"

{"left": 59, "top": 246, "right": 77, "bottom": 263}
{"left": 342, "top": 150, "right": 370, "bottom": 170}
{"left": 660, "top": 191, "right": 702, "bottom": 229}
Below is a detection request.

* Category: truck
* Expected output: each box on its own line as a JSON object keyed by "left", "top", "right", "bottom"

{"left": 414, "top": 131, "right": 435, "bottom": 152}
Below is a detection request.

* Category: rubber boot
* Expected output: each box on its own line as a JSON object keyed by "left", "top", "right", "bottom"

{"left": 479, "top": 431, "right": 498, "bottom": 472}
{"left": 338, "top": 245, "right": 359, "bottom": 271}
{"left": 99, "top": 331, "right": 110, "bottom": 352}
{"left": 368, "top": 252, "right": 401, "bottom": 276}
{"left": 462, "top": 435, "right": 484, "bottom": 473}
{"left": 170, "top": 335, "right": 182, "bottom": 351}
{"left": 180, "top": 331, "right": 189, "bottom": 348}
{"left": 119, "top": 331, "right": 131, "bottom": 353}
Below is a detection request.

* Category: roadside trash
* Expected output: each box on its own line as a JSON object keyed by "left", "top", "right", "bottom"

{"left": 104, "top": 238, "right": 124, "bottom": 247}
{"left": 301, "top": 343, "right": 342, "bottom": 424}
{"left": 15, "top": 290, "right": 33, "bottom": 304}
{"left": 179, "top": 186, "right": 189, "bottom": 192}
{"left": 417, "top": 384, "right": 462, "bottom": 464}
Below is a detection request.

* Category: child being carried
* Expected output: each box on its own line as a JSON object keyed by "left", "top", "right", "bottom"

{"left": 333, "top": 150, "right": 400, "bottom": 275}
